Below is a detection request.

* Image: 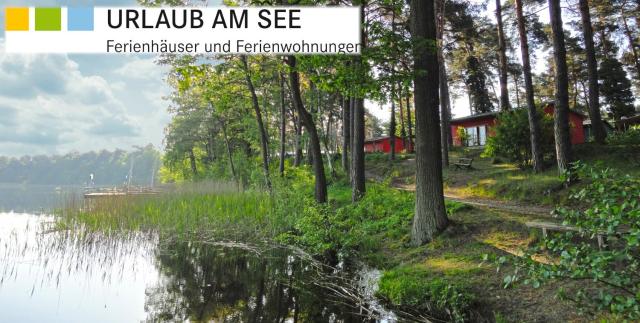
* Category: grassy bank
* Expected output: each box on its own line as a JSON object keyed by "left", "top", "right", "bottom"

{"left": 59, "top": 166, "right": 589, "bottom": 322}
{"left": 365, "top": 143, "right": 640, "bottom": 206}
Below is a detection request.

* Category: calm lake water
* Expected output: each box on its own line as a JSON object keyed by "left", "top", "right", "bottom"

{"left": 0, "top": 184, "right": 401, "bottom": 322}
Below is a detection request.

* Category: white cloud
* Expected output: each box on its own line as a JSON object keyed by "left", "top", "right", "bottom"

{"left": 0, "top": 40, "right": 171, "bottom": 157}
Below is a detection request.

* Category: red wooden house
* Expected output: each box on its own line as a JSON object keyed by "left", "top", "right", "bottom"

{"left": 364, "top": 136, "right": 413, "bottom": 153}
{"left": 450, "top": 105, "right": 586, "bottom": 147}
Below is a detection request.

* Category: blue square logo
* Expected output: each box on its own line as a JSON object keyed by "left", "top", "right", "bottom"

{"left": 68, "top": 7, "right": 93, "bottom": 31}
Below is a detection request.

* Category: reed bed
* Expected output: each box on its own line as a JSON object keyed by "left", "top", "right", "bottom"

{"left": 58, "top": 181, "right": 291, "bottom": 243}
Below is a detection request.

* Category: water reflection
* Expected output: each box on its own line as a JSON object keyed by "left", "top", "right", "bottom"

{"left": 0, "top": 212, "right": 157, "bottom": 323}
{"left": 145, "top": 241, "right": 372, "bottom": 322}
{"left": 0, "top": 183, "right": 81, "bottom": 213}
{"left": 0, "top": 212, "right": 400, "bottom": 322}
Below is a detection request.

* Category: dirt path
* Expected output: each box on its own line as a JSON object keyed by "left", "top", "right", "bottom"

{"left": 365, "top": 169, "right": 554, "bottom": 217}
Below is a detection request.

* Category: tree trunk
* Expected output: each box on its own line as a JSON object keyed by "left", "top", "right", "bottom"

{"left": 515, "top": 0, "right": 544, "bottom": 172}
{"left": 279, "top": 72, "right": 287, "bottom": 175}
{"left": 496, "top": 0, "right": 511, "bottom": 111}
{"left": 221, "top": 120, "right": 238, "bottom": 186}
{"left": 390, "top": 84, "right": 397, "bottom": 161}
{"left": 287, "top": 56, "right": 328, "bottom": 203}
{"left": 405, "top": 94, "right": 414, "bottom": 152}
{"left": 351, "top": 3, "right": 366, "bottom": 201}
{"left": 352, "top": 96, "right": 366, "bottom": 201}
{"left": 293, "top": 111, "right": 303, "bottom": 166}
{"left": 439, "top": 64, "right": 450, "bottom": 167}
{"left": 341, "top": 95, "right": 350, "bottom": 172}
{"left": 188, "top": 148, "right": 198, "bottom": 177}
{"left": 621, "top": 5, "right": 640, "bottom": 82}
{"left": 549, "top": 0, "right": 573, "bottom": 173}
{"left": 241, "top": 55, "right": 272, "bottom": 190}
{"left": 349, "top": 96, "right": 356, "bottom": 181}
{"left": 410, "top": 0, "right": 448, "bottom": 246}
{"left": 398, "top": 85, "right": 407, "bottom": 149}
{"left": 323, "top": 111, "right": 335, "bottom": 176}
{"left": 389, "top": 7, "right": 397, "bottom": 161}
{"left": 514, "top": 72, "right": 521, "bottom": 108}
{"left": 579, "top": 0, "right": 607, "bottom": 144}
{"left": 436, "top": 0, "right": 450, "bottom": 166}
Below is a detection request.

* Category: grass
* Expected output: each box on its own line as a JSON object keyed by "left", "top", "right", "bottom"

{"left": 60, "top": 146, "right": 640, "bottom": 322}
{"left": 374, "top": 205, "right": 583, "bottom": 322}
{"left": 366, "top": 143, "right": 640, "bottom": 206}
{"left": 59, "top": 187, "right": 288, "bottom": 243}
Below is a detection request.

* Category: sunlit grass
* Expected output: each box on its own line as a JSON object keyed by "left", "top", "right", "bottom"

{"left": 58, "top": 182, "right": 290, "bottom": 243}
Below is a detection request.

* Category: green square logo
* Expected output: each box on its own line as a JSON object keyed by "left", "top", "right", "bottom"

{"left": 35, "top": 8, "right": 61, "bottom": 31}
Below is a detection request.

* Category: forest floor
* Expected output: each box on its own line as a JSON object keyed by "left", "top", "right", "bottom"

{"left": 366, "top": 142, "right": 640, "bottom": 208}
{"left": 363, "top": 144, "right": 638, "bottom": 322}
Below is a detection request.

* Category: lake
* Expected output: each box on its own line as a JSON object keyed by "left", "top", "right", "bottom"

{"left": 0, "top": 184, "right": 401, "bottom": 322}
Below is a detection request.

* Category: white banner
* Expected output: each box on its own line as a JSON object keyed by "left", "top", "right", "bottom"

{"left": 4, "top": 7, "right": 361, "bottom": 54}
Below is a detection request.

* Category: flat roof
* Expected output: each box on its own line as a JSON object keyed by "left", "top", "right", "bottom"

{"left": 450, "top": 111, "right": 498, "bottom": 124}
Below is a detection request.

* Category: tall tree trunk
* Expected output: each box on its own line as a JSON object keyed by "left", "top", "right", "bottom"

{"left": 351, "top": 2, "right": 366, "bottom": 201}
{"left": 389, "top": 7, "right": 397, "bottom": 161}
{"left": 241, "top": 55, "right": 272, "bottom": 190}
{"left": 293, "top": 112, "right": 303, "bottom": 166}
{"left": 341, "top": 95, "right": 350, "bottom": 172}
{"left": 306, "top": 141, "right": 313, "bottom": 166}
{"left": 514, "top": 72, "right": 521, "bottom": 108}
{"left": 221, "top": 120, "right": 238, "bottom": 186}
{"left": 410, "top": 0, "right": 448, "bottom": 246}
{"left": 279, "top": 73, "right": 287, "bottom": 175}
{"left": 188, "top": 148, "right": 198, "bottom": 177}
{"left": 349, "top": 96, "right": 356, "bottom": 181}
{"left": 496, "top": 0, "right": 511, "bottom": 111}
{"left": 436, "top": 0, "right": 450, "bottom": 166}
{"left": 405, "top": 94, "right": 414, "bottom": 152}
{"left": 549, "top": 0, "right": 573, "bottom": 173}
{"left": 352, "top": 96, "right": 366, "bottom": 201}
{"left": 287, "top": 56, "right": 328, "bottom": 203}
{"left": 439, "top": 65, "right": 450, "bottom": 167}
{"left": 579, "top": 0, "right": 607, "bottom": 144}
{"left": 390, "top": 84, "right": 397, "bottom": 161}
{"left": 398, "top": 85, "right": 407, "bottom": 149}
{"left": 620, "top": 4, "right": 640, "bottom": 82}
{"left": 515, "top": 0, "right": 544, "bottom": 172}
{"left": 322, "top": 110, "right": 335, "bottom": 177}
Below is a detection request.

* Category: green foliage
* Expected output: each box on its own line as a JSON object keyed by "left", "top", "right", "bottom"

{"left": 606, "top": 126, "right": 640, "bottom": 146}
{"left": 599, "top": 58, "right": 636, "bottom": 120}
{"left": 277, "top": 177, "right": 416, "bottom": 260}
{"left": 377, "top": 266, "right": 475, "bottom": 322}
{"left": 456, "top": 127, "right": 470, "bottom": 147}
{"left": 501, "top": 163, "right": 640, "bottom": 318}
{"left": 483, "top": 108, "right": 554, "bottom": 168}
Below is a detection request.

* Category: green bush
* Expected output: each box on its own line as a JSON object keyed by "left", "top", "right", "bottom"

{"left": 456, "top": 127, "right": 470, "bottom": 147}
{"left": 606, "top": 126, "right": 640, "bottom": 146}
{"left": 502, "top": 163, "right": 640, "bottom": 318}
{"left": 377, "top": 266, "right": 475, "bottom": 322}
{"left": 483, "top": 108, "right": 554, "bottom": 168}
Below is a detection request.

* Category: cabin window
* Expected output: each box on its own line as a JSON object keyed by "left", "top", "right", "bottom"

{"left": 464, "top": 126, "right": 487, "bottom": 146}
{"left": 478, "top": 126, "right": 487, "bottom": 145}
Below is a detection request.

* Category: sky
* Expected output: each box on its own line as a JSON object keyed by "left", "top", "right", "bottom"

{"left": 0, "top": 0, "right": 575, "bottom": 157}
{"left": 0, "top": 0, "right": 171, "bottom": 157}
{"left": 0, "top": 0, "right": 474, "bottom": 158}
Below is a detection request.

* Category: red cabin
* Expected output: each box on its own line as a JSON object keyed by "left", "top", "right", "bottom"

{"left": 364, "top": 136, "right": 413, "bottom": 153}
{"left": 450, "top": 105, "right": 586, "bottom": 147}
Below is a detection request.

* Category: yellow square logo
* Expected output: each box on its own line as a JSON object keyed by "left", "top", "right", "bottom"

{"left": 6, "top": 8, "right": 30, "bottom": 31}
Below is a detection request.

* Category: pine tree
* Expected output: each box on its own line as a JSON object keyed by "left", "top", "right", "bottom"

{"left": 599, "top": 57, "right": 636, "bottom": 120}
{"left": 410, "top": 0, "right": 448, "bottom": 246}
